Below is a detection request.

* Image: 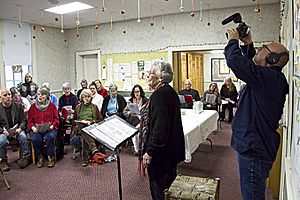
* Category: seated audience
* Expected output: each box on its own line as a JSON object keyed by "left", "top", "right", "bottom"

{"left": 70, "top": 89, "right": 102, "bottom": 167}
{"left": 19, "top": 73, "right": 38, "bottom": 104}
{"left": 179, "top": 79, "right": 201, "bottom": 109}
{"left": 0, "top": 88, "right": 31, "bottom": 171}
{"left": 220, "top": 77, "right": 238, "bottom": 122}
{"left": 76, "top": 79, "right": 88, "bottom": 101}
{"left": 42, "top": 83, "right": 58, "bottom": 108}
{"left": 94, "top": 79, "right": 108, "bottom": 98}
{"left": 123, "top": 84, "right": 148, "bottom": 155}
{"left": 89, "top": 82, "right": 104, "bottom": 112}
{"left": 101, "top": 83, "right": 126, "bottom": 119}
{"left": 203, "top": 83, "right": 221, "bottom": 111}
{"left": 10, "top": 87, "right": 31, "bottom": 113}
{"left": 58, "top": 82, "right": 78, "bottom": 144}
{"left": 28, "top": 88, "right": 59, "bottom": 168}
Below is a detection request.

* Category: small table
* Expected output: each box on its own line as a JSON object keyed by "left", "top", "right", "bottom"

{"left": 181, "top": 109, "right": 218, "bottom": 162}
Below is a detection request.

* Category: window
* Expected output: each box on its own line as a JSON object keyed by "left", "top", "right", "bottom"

{"left": 5, "top": 65, "right": 31, "bottom": 88}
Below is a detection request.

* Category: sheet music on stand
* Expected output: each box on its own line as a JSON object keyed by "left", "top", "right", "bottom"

{"left": 82, "top": 115, "right": 138, "bottom": 151}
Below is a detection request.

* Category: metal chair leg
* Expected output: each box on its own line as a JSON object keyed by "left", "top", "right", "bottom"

{"left": 0, "top": 158, "right": 11, "bottom": 190}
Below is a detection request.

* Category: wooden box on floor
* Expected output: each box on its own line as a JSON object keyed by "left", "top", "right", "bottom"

{"left": 164, "top": 175, "right": 220, "bottom": 200}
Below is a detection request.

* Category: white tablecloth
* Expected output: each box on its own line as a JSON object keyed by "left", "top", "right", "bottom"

{"left": 181, "top": 109, "right": 218, "bottom": 162}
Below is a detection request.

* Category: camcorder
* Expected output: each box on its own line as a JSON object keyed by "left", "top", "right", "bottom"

{"left": 222, "top": 13, "right": 249, "bottom": 38}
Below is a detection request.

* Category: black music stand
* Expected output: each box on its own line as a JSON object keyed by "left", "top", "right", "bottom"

{"left": 83, "top": 115, "right": 138, "bottom": 200}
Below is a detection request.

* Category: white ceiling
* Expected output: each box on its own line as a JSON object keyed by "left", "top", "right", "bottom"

{"left": 0, "top": 0, "right": 279, "bottom": 29}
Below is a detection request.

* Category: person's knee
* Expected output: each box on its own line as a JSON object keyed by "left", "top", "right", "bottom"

{"left": 0, "top": 135, "right": 8, "bottom": 147}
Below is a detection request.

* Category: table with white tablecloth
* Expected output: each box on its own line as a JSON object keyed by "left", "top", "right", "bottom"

{"left": 181, "top": 109, "right": 218, "bottom": 162}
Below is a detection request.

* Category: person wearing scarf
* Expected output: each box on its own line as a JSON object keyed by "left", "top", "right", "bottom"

{"left": 28, "top": 87, "right": 59, "bottom": 168}
{"left": 139, "top": 61, "right": 185, "bottom": 200}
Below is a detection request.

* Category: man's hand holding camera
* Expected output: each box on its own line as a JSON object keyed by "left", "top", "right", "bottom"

{"left": 226, "top": 28, "right": 252, "bottom": 45}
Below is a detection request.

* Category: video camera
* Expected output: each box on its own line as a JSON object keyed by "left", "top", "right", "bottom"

{"left": 222, "top": 13, "right": 249, "bottom": 38}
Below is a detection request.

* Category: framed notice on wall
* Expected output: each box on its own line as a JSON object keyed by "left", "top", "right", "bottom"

{"left": 211, "top": 58, "right": 237, "bottom": 82}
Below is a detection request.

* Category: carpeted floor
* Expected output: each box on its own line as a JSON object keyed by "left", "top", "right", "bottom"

{"left": 0, "top": 122, "right": 275, "bottom": 200}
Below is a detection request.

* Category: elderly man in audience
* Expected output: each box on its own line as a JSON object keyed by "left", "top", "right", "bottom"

{"left": 0, "top": 88, "right": 31, "bottom": 171}
{"left": 101, "top": 83, "right": 126, "bottom": 119}
{"left": 178, "top": 79, "right": 201, "bottom": 109}
{"left": 28, "top": 88, "right": 59, "bottom": 168}
{"left": 19, "top": 73, "right": 38, "bottom": 104}
{"left": 71, "top": 89, "right": 102, "bottom": 167}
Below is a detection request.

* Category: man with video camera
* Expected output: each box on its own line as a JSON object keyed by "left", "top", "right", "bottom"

{"left": 224, "top": 28, "right": 289, "bottom": 200}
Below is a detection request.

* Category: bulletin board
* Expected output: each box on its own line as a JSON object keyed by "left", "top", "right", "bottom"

{"left": 100, "top": 51, "right": 168, "bottom": 91}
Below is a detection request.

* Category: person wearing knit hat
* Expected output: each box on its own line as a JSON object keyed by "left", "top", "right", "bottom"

{"left": 19, "top": 72, "right": 38, "bottom": 105}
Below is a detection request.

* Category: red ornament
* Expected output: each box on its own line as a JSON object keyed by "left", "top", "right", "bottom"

{"left": 76, "top": 32, "right": 80, "bottom": 37}
{"left": 150, "top": 22, "right": 154, "bottom": 26}
{"left": 207, "top": 22, "right": 211, "bottom": 26}
{"left": 123, "top": 30, "right": 126, "bottom": 34}
{"left": 55, "top": 17, "right": 59, "bottom": 21}
{"left": 95, "top": 25, "right": 99, "bottom": 30}
{"left": 41, "top": 27, "right": 45, "bottom": 31}
{"left": 121, "top": 10, "right": 125, "bottom": 15}
{"left": 190, "top": 12, "right": 195, "bottom": 17}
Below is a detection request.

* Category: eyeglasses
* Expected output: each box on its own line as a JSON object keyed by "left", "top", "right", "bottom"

{"left": 262, "top": 44, "right": 273, "bottom": 53}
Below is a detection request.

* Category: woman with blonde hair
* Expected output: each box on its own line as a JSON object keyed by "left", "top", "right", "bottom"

{"left": 220, "top": 77, "right": 238, "bottom": 122}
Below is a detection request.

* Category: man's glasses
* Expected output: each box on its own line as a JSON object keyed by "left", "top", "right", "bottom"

{"left": 2, "top": 93, "right": 11, "bottom": 97}
{"left": 262, "top": 44, "right": 273, "bottom": 53}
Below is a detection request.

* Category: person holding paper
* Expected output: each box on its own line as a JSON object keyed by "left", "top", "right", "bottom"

{"left": 203, "top": 83, "right": 221, "bottom": 111}
{"left": 101, "top": 83, "right": 126, "bottom": 119}
{"left": 28, "top": 88, "right": 59, "bottom": 168}
{"left": 178, "top": 79, "right": 201, "bottom": 109}
{"left": 58, "top": 82, "right": 78, "bottom": 144}
{"left": 123, "top": 84, "right": 148, "bottom": 155}
{"left": 220, "top": 77, "right": 238, "bottom": 122}
{"left": 0, "top": 88, "right": 31, "bottom": 171}
{"left": 19, "top": 73, "right": 38, "bottom": 105}
{"left": 71, "top": 89, "right": 102, "bottom": 167}
{"left": 140, "top": 61, "right": 185, "bottom": 200}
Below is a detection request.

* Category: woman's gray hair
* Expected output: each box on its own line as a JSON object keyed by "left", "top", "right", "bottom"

{"left": 80, "top": 89, "right": 92, "bottom": 102}
{"left": 151, "top": 60, "right": 173, "bottom": 83}
{"left": 108, "top": 83, "right": 118, "bottom": 91}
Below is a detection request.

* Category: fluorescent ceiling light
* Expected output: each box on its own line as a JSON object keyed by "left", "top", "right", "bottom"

{"left": 45, "top": 2, "right": 93, "bottom": 14}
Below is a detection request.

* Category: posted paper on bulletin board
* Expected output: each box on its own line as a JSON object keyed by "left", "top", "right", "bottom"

{"left": 100, "top": 51, "right": 168, "bottom": 91}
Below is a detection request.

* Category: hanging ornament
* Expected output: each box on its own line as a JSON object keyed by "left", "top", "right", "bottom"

{"left": 18, "top": 6, "right": 22, "bottom": 28}
{"left": 150, "top": 4, "right": 154, "bottom": 27}
{"left": 207, "top": 3, "right": 211, "bottom": 26}
{"left": 60, "top": 14, "right": 64, "bottom": 33}
{"left": 137, "top": 0, "right": 141, "bottom": 22}
{"left": 199, "top": 1, "right": 203, "bottom": 21}
{"left": 102, "top": 0, "right": 107, "bottom": 12}
{"left": 191, "top": 0, "right": 195, "bottom": 17}
{"left": 76, "top": 27, "right": 80, "bottom": 37}
{"left": 161, "top": 13, "right": 165, "bottom": 30}
{"left": 179, "top": 0, "right": 184, "bottom": 12}
{"left": 121, "top": 0, "right": 125, "bottom": 15}
{"left": 55, "top": 17, "right": 59, "bottom": 22}
{"left": 122, "top": 15, "right": 127, "bottom": 34}
{"left": 95, "top": 10, "right": 99, "bottom": 31}
{"left": 41, "top": 11, "right": 45, "bottom": 31}
{"left": 254, "top": 0, "right": 261, "bottom": 12}
{"left": 76, "top": 11, "right": 80, "bottom": 26}
{"left": 110, "top": 14, "right": 113, "bottom": 31}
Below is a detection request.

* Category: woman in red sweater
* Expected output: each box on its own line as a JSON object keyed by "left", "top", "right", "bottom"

{"left": 28, "top": 87, "right": 59, "bottom": 168}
